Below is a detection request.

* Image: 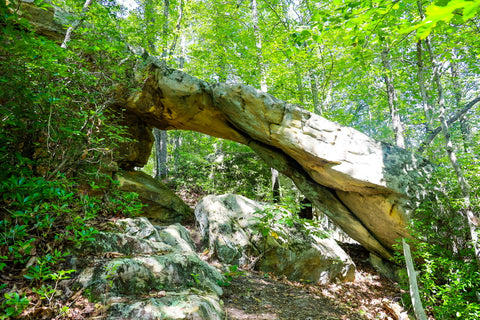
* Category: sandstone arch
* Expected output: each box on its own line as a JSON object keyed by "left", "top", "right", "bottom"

{"left": 118, "top": 61, "right": 431, "bottom": 260}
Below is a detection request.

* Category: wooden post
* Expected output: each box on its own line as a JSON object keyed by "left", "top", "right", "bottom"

{"left": 402, "top": 238, "right": 428, "bottom": 320}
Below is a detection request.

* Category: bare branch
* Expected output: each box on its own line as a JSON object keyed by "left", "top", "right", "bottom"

{"left": 417, "top": 96, "right": 480, "bottom": 153}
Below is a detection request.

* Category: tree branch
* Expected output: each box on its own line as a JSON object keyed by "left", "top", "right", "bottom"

{"left": 61, "top": 0, "right": 94, "bottom": 49}
{"left": 417, "top": 96, "right": 480, "bottom": 153}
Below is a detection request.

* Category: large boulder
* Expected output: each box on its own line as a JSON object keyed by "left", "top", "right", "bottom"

{"left": 195, "top": 194, "right": 356, "bottom": 284}
{"left": 115, "top": 170, "right": 193, "bottom": 224}
{"left": 75, "top": 217, "right": 225, "bottom": 320}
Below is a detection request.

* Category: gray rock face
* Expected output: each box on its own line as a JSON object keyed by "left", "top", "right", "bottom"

{"left": 121, "top": 62, "right": 432, "bottom": 259}
{"left": 195, "top": 194, "right": 356, "bottom": 284}
{"left": 76, "top": 217, "right": 225, "bottom": 320}
{"left": 17, "top": 0, "right": 71, "bottom": 41}
{"left": 115, "top": 171, "right": 193, "bottom": 224}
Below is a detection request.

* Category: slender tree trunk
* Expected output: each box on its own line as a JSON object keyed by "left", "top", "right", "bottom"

{"left": 381, "top": 48, "right": 406, "bottom": 148}
{"left": 151, "top": 0, "right": 171, "bottom": 180}
{"left": 416, "top": 40, "right": 433, "bottom": 134}
{"left": 309, "top": 72, "right": 321, "bottom": 115}
{"left": 61, "top": 0, "right": 94, "bottom": 48}
{"left": 153, "top": 128, "right": 168, "bottom": 179}
{"left": 252, "top": 0, "right": 279, "bottom": 201}
{"left": 251, "top": 0, "right": 267, "bottom": 92}
{"left": 295, "top": 63, "right": 304, "bottom": 105}
{"left": 154, "top": 0, "right": 181, "bottom": 181}
{"left": 168, "top": 0, "right": 184, "bottom": 59}
{"left": 171, "top": 132, "right": 182, "bottom": 173}
{"left": 450, "top": 62, "right": 472, "bottom": 153}
{"left": 161, "top": 0, "right": 170, "bottom": 59}
{"left": 423, "top": 37, "right": 480, "bottom": 267}
{"left": 271, "top": 167, "right": 280, "bottom": 202}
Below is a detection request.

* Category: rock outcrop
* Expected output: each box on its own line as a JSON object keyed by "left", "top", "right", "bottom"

{"left": 75, "top": 217, "right": 225, "bottom": 320}
{"left": 121, "top": 62, "right": 431, "bottom": 259}
{"left": 15, "top": 0, "right": 70, "bottom": 42}
{"left": 115, "top": 170, "right": 193, "bottom": 224}
{"left": 195, "top": 194, "right": 356, "bottom": 284}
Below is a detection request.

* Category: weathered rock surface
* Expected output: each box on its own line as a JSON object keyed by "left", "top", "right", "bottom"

{"left": 75, "top": 217, "right": 225, "bottom": 320}
{"left": 121, "top": 62, "right": 432, "bottom": 259}
{"left": 115, "top": 170, "right": 193, "bottom": 224}
{"left": 115, "top": 111, "right": 155, "bottom": 170}
{"left": 195, "top": 194, "right": 356, "bottom": 284}
{"left": 16, "top": 0, "right": 70, "bottom": 41}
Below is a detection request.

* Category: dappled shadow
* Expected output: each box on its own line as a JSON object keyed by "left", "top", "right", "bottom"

{"left": 222, "top": 244, "right": 408, "bottom": 320}
{"left": 223, "top": 270, "right": 360, "bottom": 320}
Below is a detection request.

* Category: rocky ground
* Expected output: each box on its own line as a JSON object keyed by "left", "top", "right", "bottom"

{"left": 188, "top": 223, "right": 410, "bottom": 320}
{"left": 13, "top": 222, "right": 410, "bottom": 320}
{"left": 220, "top": 246, "right": 408, "bottom": 320}
{"left": 11, "top": 186, "right": 412, "bottom": 320}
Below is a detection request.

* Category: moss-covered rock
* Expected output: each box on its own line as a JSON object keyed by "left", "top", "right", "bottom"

{"left": 75, "top": 217, "right": 225, "bottom": 320}
{"left": 195, "top": 194, "right": 356, "bottom": 284}
{"left": 115, "top": 171, "right": 193, "bottom": 224}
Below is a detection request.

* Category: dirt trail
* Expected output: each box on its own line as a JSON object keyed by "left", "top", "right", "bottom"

{"left": 219, "top": 244, "right": 409, "bottom": 320}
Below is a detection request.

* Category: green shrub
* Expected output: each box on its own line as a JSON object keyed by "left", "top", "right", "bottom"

{"left": 0, "top": 8, "right": 142, "bottom": 318}
{"left": 396, "top": 165, "right": 480, "bottom": 320}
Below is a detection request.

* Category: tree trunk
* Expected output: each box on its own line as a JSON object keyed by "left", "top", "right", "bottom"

{"left": 295, "top": 64, "right": 304, "bottom": 105}
{"left": 381, "top": 48, "right": 406, "bottom": 148}
{"left": 153, "top": 0, "right": 180, "bottom": 181}
{"left": 310, "top": 72, "right": 321, "bottom": 115}
{"left": 168, "top": 0, "right": 184, "bottom": 59}
{"left": 252, "top": 0, "right": 279, "bottom": 200}
{"left": 450, "top": 61, "right": 472, "bottom": 153}
{"left": 271, "top": 167, "right": 280, "bottom": 203}
{"left": 423, "top": 36, "right": 480, "bottom": 268}
{"left": 153, "top": 128, "right": 168, "bottom": 179}
{"left": 416, "top": 40, "right": 433, "bottom": 135}
{"left": 161, "top": 0, "right": 170, "bottom": 59}
{"left": 251, "top": 0, "right": 267, "bottom": 92}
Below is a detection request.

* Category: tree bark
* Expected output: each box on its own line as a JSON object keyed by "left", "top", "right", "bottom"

{"left": 450, "top": 61, "right": 472, "bottom": 153}
{"left": 310, "top": 72, "right": 321, "bottom": 115}
{"left": 161, "top": 0, "right": 170, "bottom": 59}
{"left": 153, "top": 128, "right": 168, "bottom": 179}
{"left": 252, "top": 0, "right": 279, "bottom": 201}
{"left": 416, "top": 40, "right": 433, "bottom": 134}
{"left": 168, "top": 0, "right": 184, "bottom": 58}
{"left": 381, "top": 48, "right": 406, "bottom": 148}
{"left": 424, "top": 36, "right": 480, "bottom": 268}
{"left": 251, "top": 0, "right": 267, "bottom": 92}
{"left": 61, "top": 0, "right": 94, "bottom": 49}
{"left": 295, "top": 64, "right": 305, "bottom": 105}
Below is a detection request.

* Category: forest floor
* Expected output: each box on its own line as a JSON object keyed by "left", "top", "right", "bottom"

{"left": 13, "top": 186, "right": 412, "bottom": 319}
{"left": 219, "top": 244, "right": 409, "bottom": 320}
{"left": 191, "top": 230, "right": 411, "bottom": 320}
{"left": 180, "top": 187, "right": 412, "bottom": 320}
{"left": 14, "top": 225, "right": 411, "bottom": 320}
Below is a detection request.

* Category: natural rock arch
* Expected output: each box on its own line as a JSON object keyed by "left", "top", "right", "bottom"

{"left": 116, "top": 61, "right": 432, "bottom": 260}
{"left": 17, "top": 0, "right": 431, "bottom": 260}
